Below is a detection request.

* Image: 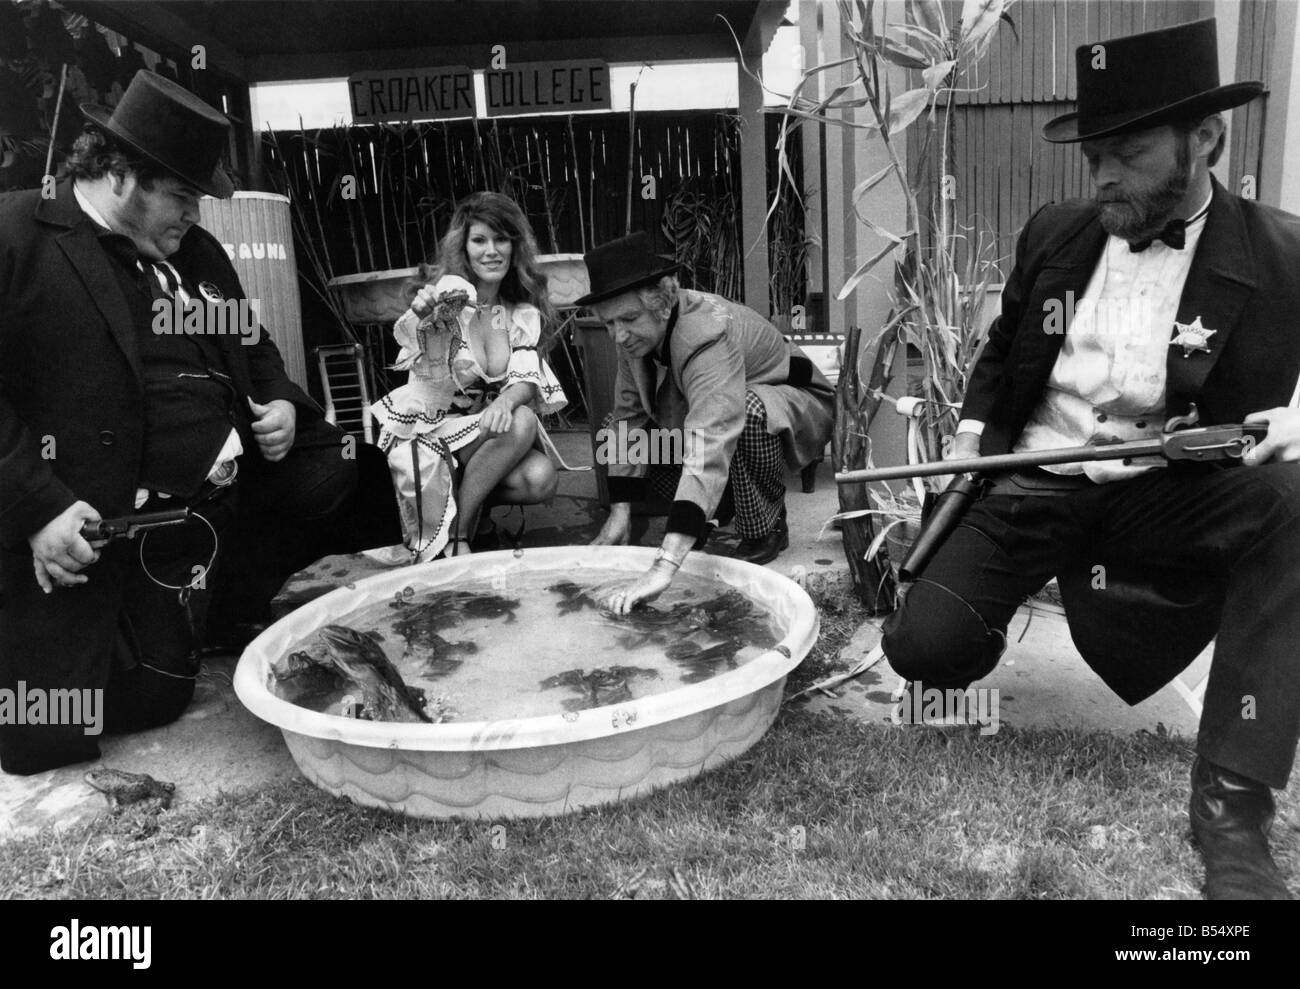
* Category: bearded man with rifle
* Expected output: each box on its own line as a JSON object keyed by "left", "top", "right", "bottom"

{"left": 865, "top": 20, "right": 1300, "bottom": 900}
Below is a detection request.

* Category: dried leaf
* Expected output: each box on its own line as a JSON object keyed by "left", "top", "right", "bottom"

{"left": 878, "top": 38, "right": 930, "bottom": 70}
{"left": 851, "top": 163, "right": 896, "bottom": 202}
{"left": 837, "top": 241, "right": 901, "bottom": 301}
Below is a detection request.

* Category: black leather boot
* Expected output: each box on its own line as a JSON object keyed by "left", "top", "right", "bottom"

{"left": 1189, "top": 756, "right": 1293, "bottom": 900}
{"left": 735, "top": 512, "right": 789, "bottom": 566}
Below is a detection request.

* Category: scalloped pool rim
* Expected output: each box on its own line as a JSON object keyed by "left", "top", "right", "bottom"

{"left": 235, "top": 547, "right": 817, "bottom": 750}
{"left": 233, "top": 546, "right": 818, "bottom": 818}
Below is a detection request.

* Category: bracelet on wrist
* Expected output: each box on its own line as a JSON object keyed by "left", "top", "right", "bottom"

{"left": 653, "top": 547, "right": 685, "bottom": 570}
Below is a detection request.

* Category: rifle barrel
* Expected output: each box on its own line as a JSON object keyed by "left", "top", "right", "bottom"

{"left": 834, "top": 439, "right": 1162, "bottom": 485}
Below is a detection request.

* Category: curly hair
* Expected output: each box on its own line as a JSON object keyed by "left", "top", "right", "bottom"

{"left": 414, "top": 191, "right": 556, "bottom": 348}
{"left": 65, "top": 124, "right": 171, "bottom": 187}
{"left": 634, "top": 276, "right": 680, "bottom": 320}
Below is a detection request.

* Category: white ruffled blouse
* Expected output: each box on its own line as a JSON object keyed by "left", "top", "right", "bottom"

{"left": 371, "top": 278, "right": 567, "bottom": 442}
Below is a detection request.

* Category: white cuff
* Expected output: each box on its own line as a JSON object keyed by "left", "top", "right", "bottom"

{"left": 207, "top": 428, "right": 243, "bottom": 482}
{"left": 956, "top": 419, "right": 986, "bottom": 436}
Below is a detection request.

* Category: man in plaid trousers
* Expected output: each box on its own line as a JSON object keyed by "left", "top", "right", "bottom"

{"left": 582, "top": 233, "right": 834, "bottom": 614}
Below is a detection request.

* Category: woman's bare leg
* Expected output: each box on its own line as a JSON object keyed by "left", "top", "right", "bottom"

{"left": 493, "top": 449, "right": 558, "bottom": 505}
{"left": 455, "top": 406, "right": 538, "bottom": 543}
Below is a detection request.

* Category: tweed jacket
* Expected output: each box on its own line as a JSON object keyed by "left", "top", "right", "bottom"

{"left": 606, "top": 289, "right": 834, "bottom": 532}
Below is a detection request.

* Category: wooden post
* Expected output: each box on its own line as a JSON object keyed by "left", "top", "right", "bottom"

{"left": 799, "top": 0, "right": 825, "bottom": 327}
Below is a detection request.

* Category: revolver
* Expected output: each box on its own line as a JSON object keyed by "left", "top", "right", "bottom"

{"left": 80, "top": 508, "right": 192, "bottom": 542}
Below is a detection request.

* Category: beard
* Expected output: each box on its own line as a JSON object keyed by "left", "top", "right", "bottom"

{"left": 1096, "top": 140, "right": 1191, "bottom": 241}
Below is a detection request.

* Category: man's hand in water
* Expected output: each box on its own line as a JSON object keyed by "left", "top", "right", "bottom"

{"left": 598, "top": 566, "right": 674, "bottom": 616}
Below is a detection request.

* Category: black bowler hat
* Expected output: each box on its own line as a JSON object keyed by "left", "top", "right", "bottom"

{"left": 1043, "top": 18, "right": 1263, "bottom": 144}
{"left": 576, "top": 231, "right": 682, "bottom": 307}
{"left": 81, "top": 70, "right": 234, "bottom": 197}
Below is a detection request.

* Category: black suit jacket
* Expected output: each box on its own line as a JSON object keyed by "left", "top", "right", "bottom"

{"left": 963, "top": 176, "right": 1300, "bottom": 453}
{"left": 0, "top": 182, "right": 322, "bottom": 548}
{"left": 0, "top": 181, "right": 327, "bottom": 703}
{"left": 957, "top": 177, "right": 1300, "bottom": 702}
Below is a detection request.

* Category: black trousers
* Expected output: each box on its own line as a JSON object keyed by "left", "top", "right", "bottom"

{"left": 882, "top": 461, "right": 1300, "bottom": 788}
{"left": 0, "top": 500, "right": 222, "bottom": 775}
{"left": 0, "top": 434, "right": 399, "bottom": 775}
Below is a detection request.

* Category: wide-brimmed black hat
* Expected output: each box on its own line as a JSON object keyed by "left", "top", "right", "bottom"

{"left": 576, "top": 231, "right": 682, "bottom": 307}
{"left": 81, "top": 70, "right": 234, "bottom": 197}
{"left": 1043, "top": 18, "right": 1263, "bottom": 144}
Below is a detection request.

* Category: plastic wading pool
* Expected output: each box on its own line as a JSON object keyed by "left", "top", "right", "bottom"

{"left": 234, "top": 546, "right": 819, "bottom": 819}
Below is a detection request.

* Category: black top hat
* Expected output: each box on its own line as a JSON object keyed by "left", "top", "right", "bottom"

{"left": 80, "top": 70, "right": 234, "bottom": 198}
{"left": 1043, "top": 18, "right": 1263, "bottom": 144}
{"left": 576, "top": 232, "right": 683, "bottom": 307}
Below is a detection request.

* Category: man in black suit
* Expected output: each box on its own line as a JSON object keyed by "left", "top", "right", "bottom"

{"left": 0, "top": 72, "right": 389, "bottom": 775}
{"left": 882, "top": 19, "right": 1300, "bottom": 899}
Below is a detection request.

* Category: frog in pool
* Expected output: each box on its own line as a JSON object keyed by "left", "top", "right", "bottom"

{"left": 458, "top": 593, "right": 520, "bottom": 623}
{"left": 547, "top": 580, "right": 602, "bottom": 615}
{"left": 540, "top": 666, "right": 660, "bottom": 711}
{"left": 389, "top": 607, "right": 479, "bottom": 675}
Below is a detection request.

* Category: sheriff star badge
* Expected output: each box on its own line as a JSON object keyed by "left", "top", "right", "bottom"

{"left": 1171, "top": 316, "right": 1216, "bottom": 357}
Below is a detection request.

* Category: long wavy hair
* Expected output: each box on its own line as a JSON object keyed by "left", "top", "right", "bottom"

{"left": 414, "top": 192, "right": 556, "bottom": 348}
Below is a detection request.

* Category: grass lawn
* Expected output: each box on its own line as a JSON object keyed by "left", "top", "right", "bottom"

{"left": 2, "top": 580, "right": 1295, "bottom": 899}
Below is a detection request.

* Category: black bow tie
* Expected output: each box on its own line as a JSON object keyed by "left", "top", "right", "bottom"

{"left": 1129, "top": 218, "right": 1187, "bottom": 253}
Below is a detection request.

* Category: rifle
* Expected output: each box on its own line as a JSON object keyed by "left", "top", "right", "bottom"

{"left": 80, "top": 508, "right": 192, "bottom": 542}
{"left": 834, "top": 406, "right": 1266, "bottom": 582}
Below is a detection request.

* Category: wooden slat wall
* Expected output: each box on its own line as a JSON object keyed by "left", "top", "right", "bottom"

{"left": 909, "top": 0, "right": 1262, "bottom": 276}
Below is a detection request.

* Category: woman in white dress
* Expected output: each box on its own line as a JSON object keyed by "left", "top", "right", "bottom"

{"left": 371, "top": 192, "right": 567, "bottom": 559}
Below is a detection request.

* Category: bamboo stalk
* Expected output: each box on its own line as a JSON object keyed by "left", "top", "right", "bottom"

{"left": 834, "top": 325, "right": 895, "bottom": 612}
{"left": 535, "top": 130, "right": 560, "bottom": 254}
{"left": 625, "top": 77, "right": 638, "bottom": 235}
{"left": 567, "top": 115, "right": 587, "bottom": 252}
{"left": 342, "top": 133, "right": 376, "bottom": 270}
{"left": 43, "top": 63, "right": 68, "bottom": 180}
{"left": 442, "top": 124, "right": 456, "bottom": 201}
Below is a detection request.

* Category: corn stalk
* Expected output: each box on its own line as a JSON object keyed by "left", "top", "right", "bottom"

{"left": 753, "top": 0, "right": 1016, "bottom": 610}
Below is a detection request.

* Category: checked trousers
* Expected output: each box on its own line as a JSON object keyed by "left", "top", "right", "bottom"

{"left": 610, "top": 391, "right": 787, "bottom": 537}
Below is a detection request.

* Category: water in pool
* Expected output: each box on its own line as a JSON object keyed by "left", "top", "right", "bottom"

{"left": 268, "top": 569, "right": 784, "bottom": 723}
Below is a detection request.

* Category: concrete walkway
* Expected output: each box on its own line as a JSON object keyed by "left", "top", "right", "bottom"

{"left": 0, "top": 431, "right": 1205, "bottom": 838}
